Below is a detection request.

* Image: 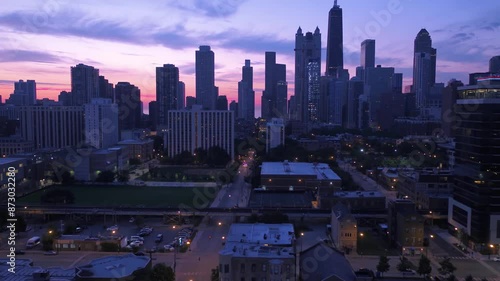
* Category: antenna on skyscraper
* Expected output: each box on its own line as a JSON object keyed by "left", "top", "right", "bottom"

{"left": 334, "top": 0, "right": 338, "bottom": 7}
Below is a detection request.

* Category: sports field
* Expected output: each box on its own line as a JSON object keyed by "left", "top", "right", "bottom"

{"left": 18, "top": 185, "right": 216, "bottom": 208}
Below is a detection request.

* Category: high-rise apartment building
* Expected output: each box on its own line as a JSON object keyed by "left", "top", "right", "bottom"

{"left": 115, "top": 82, "right": 141, "bottom": 130}
{"left": 238, "top": 60, "right": 255, "bottom": 121}
{"left": 489, "top": 55, "right": 500, "bottom": 73}
{"left": 20, "top": 105, "right": 84, "bottom": 149}
{"left": 326, "top": 0, "right": 343, "bottom": 77}
{"left": 294, "top": 27, "right": 321, "bottom": 122}
{"left": 448, "top": 77, "right": 500, "bottom": 245}
{"left": 166, "top": 105, "right": 234, "bottom": 159}
{"left": 98, "top": 76, "right": 114, "bottom": 101}
{"left": 156, "top": 64, "right": 179, "bottom": 127}
{"left": 265, "top": 118, "right": 285, "bottom": 153}
{"left": 71, "top": 64, "right": 99, "bottom": 106}
{"left": 261, "top": 52, "right": 287, "bottom": 120}
{"left": 6, "top": 80, "right": 36, "bottom": 106}
{"left": 84, "top": 98, "right": 119, "bottom": 149}
{"left": 364, "top": 65, "right": 396, "bottom": 128}
{"left": 196, "top": 46, "right": 217, "bottom": 110}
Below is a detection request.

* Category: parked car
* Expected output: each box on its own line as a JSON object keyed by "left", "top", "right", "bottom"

{"left": 129, "top": 240, "right": 142, "bottom": 247}
{"left": 163, "top": 244, "right": 174, "bottom": 251}
{"left": 493, "top": 256, "right": 500, "bottom": 261}
{"left": 134, "top": 251, "right": 146, "bottom": 256}
{"left": 130, "top": 236, "right": 144, "bottom": 241}
{"left": 106, "top": 225, "right": 119, "bottom": 231}
{"left": 155, "top": 234, "right": 163, "bottom": 243}
{"left": 44, "top": 251, "right": 57, "bottom": 256}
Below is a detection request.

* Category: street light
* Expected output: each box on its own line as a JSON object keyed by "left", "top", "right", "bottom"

{"left": 489, "top": 244, "right": 494, "bottom": 259}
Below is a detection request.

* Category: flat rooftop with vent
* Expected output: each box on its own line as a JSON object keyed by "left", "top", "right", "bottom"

{"left": 219, "top": 223, "right": 296, "bottom": 280}
{"left": 74, "top": 254, "right": 151, "bottom": 280}
{"left": 260, "top": 161, "right": 341, "bottom": 192}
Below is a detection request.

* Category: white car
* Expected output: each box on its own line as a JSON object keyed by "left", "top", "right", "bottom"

{"left": 106, "top": 225, "right": 119, "bottom": 231}
{"left": 164, "top": 244, "right": 174, "bottom": 251}
{"left": 130, "top": 236, "right": 144, "bottom": 242}
{"left": 129, "top": 240, "right": 143, "bottom": 247}
{"left": 493, "top": 256, "right": 500, "bottom": 262}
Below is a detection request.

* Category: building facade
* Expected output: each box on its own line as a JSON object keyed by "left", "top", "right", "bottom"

{"left": 238, "top": 60, "right": 255, "bottom": 121}
{"left": 115, "top": 82, "right": 141, "bottom": 130}
{"left": 156, "top": 64, "right": 179, "bottom": 127}
{"left": 166, "top": 106, "right": 234, "bottom": 159}
{"left": 84, "top": 98, "right": 119, "bottom": 149}
{"left": 265, "top": 118, "right": 285, "bottom": 153}
{"left": 20, "top": 105, "right": 84, "bottom": 149}
{"left": 71, "top": 63, "right": 100, "bottom": 106}
{"left": 325, "top": 0, "right": 343, "bottom": 76}
{"left": 196, "top": 45, "right": 217, "bottom": 110}
{"left": 219, "top": 224, "right": 296, "bottom": 281}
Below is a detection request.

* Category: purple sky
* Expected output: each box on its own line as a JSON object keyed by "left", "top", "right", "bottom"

{"left": 0, "top": 0, "right": 499, "bottom": 116}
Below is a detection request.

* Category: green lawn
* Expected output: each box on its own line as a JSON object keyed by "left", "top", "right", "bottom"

{"left": 18, "top": 185, "right": 217, "bottom": 208}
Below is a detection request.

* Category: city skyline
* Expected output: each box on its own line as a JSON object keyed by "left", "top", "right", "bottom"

{"left": 0, "top": 0, "right": 499, "bottom": 116}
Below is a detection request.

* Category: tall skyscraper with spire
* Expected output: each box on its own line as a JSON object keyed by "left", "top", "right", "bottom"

{"left": 196, "top": 45, "right": 217, "bottom": 110}
{"left": 294, "top": 26, "right": 321, "bottom": 122}
{"left": 326, "top": 0, "right": 343, "bottom": 77}
{"left": 412, "top": 29, "right": 437, "bottom": 110}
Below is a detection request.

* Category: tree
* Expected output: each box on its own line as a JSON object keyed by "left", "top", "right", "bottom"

{"left": 376, "top": 256, "right": 390, "bottom": 276}
{"left": 397, "top": 256, "right": 412, "bottom": 272}
{"left": 129, "top": 158, "right": 141, "bottom": 165}
{"left": 438, "top": 257, "right": 457, "bottom": 276}
{"left": 41, "top": 189, "right": 75, "bottom": 204}
{"left": 63, "top": 220, "right": 77, "bottom": 234}
{"left": 446, "top": 275, "right": 457, "bottom": 281}
{"left": 465, "top": 275, "right": 474, "bottom": 281}
{"left": 61, "top": 170, "right": 75, "bottom": 185}
{"left": 417, "top": 255, "right": 432, "bottom": 276}
{"left": 150, "top": 263, "right": 175, "bottom": 281}
{"left": 15, "top": 216, "right": 27, "bottom": 233}
{"left": 95, "top": 170, "right": 115, "bottom": 182}
{"left": 41, "top": 233, "right": 54, "bottom": 251}
{"left": 117, "top": 170, "right": 130, "bottom": 182}
{"left": 211, "top": 266, "right": 220, "bottom": 281}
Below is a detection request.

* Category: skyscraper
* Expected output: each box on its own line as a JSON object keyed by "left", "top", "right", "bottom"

{"left": 261, "top": 52, "right": 287, "bottom": 120}
{"left": 238, "top": 60, "right": 255, "bottom": 121}
{"left": 294, "top": 27, "right": 321, "bottom": 122}
{"left": 216, "top": 95, "right": 228, "bottom": 110}
{"left": 412, "top": 29, "right": 437, "bottom": 110}
{"left": 360, "top": 39, "right": 375, "bottom": 69}
{"left": 326, "top": 0, "right": 343, "bottom": 77}
{"left": 156, "top": 64, "right": 179, "bottom": 127}
{"left": 448, "top": 77, "right": 500, "bottom": 244}
{"left": 490, "top": 55, "right": 500, "bottom": 73}
{"left": 115, "top": 82, "right": 141, "bottom": 130}
{"left": 364, "top": 65, "right": 395, "bottom": 128}
{"left": 177, "top": 81, "right": 185, "bottom": 109}
{"left": 98, "top": 76, "right": 114, "bottom": 101}
{"left": 196, "top": 46, "right": 216, "bottom": 110}
{"left": 84, "top": 98, "right": 119, "bottom": 149}
{"left": 71, "top": 63, "right": 99, "bottom": 106}
{"left": 6, "top": 80, "right": 36, "bottom": 106}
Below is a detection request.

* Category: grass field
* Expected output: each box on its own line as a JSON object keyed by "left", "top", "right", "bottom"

{"left": 18, "top": 185, "right": 217, "bottom": 208}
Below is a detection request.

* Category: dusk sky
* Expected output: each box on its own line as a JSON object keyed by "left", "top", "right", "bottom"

{"left": 1, "top": 0, "right": 499, "bottom": 116}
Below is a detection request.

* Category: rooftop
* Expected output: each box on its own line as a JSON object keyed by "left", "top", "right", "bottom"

{"left": 0, "top": 259, "right": 75, "bottom": 281}
{"left": 219, "top": 223, "right": 296, "bottom": 259}
{"left": 335, "top": 191, "right": 384, "bottom": 198}
{"left": 0, "top": 158, "right": 25, "bottom": 165}
{"left": 75, "top": 254, "right": 150, "bottom": 279}
{"left": 261, "top": 161, "right": 340, "bottom": 180}
{"left": 300, "top": 242, "right": 357, "bottom": 281}
{"left": 118, "top": 139, "right": 154, "bottom": 145}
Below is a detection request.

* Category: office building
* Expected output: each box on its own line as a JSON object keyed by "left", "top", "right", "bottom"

{"left": 219, "top": 223, "right": 296, "bottom": 281}
{"left": 238, "top": 60, "right": 255, "bottom": 121}
{"left": 412, "top": 29, "right": 437, "bottom": 110}
{"left": 186, "top": 96, "right": 196, "bottom": 109}
{"left": 84, "top": 98, "right": 119, "bottom": 149}
{"left": 346, "top": 78, "right": 364, "bottom": 129}
{"left": 98, "top": 75, "right": 114, "bottom": 101}
{"left": 166, "top": 105, "right": 234, "bottom": 159}
{"left": 294, "top": 27, "right": 321, "bottom": 122}
{"left": 260, "top": 161, "right": 341, "bottom": 198}
{"left": 216, "top": 95, "right": 228, "bottom": 110}
{"left": 261, "top": 52, "right": 287, "bottom": 120}
{"left": 441, "top": 79, "right": 464, "bottom": 137}
{"left": 360, "top": 39, "right": 375, "bottom": 70}
{"left": 148, "top": 101, "right": 157, "bottom": 130}
{"left": 364, "top": 65, "right": 396, "bottom": 128}
{"left": 73, "top": 146, "right": 129, "bottom": 181}
{"left": 20, "top": 105, "right": 84, "bottom": 149}
{"left": 196, "top": 45, "right": 217, "bottom": 110}
{"left": 115, "top": 82, "right": 141, "bottom": 130}
{"left": 265, "top": 118, "right": 285, "bottom": 153}
{"left": 326, "top": 0, "right": 343, "bottom": 77}
{"left": 489, "top": 55, "right": 500, "bottom": 73}
{"left": 177, "top": 81, "right": 185, "bottom": 110}
{"left": 71, "top": 63, "right": 100, "bottom": 106}
{"left": 449, "top": 76, "right": 500, "bottom": 245}
{"left": 0, "top": 137, "right": 34, "bottom": 157}
{"left": 156, "top": 64, "right": 179, "bottom": 126}
{"left": 6, "top": 80, "right": 36, "bottom": 106}
{"left": 229, "top": 100, "right": 238, "bottom": 117}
